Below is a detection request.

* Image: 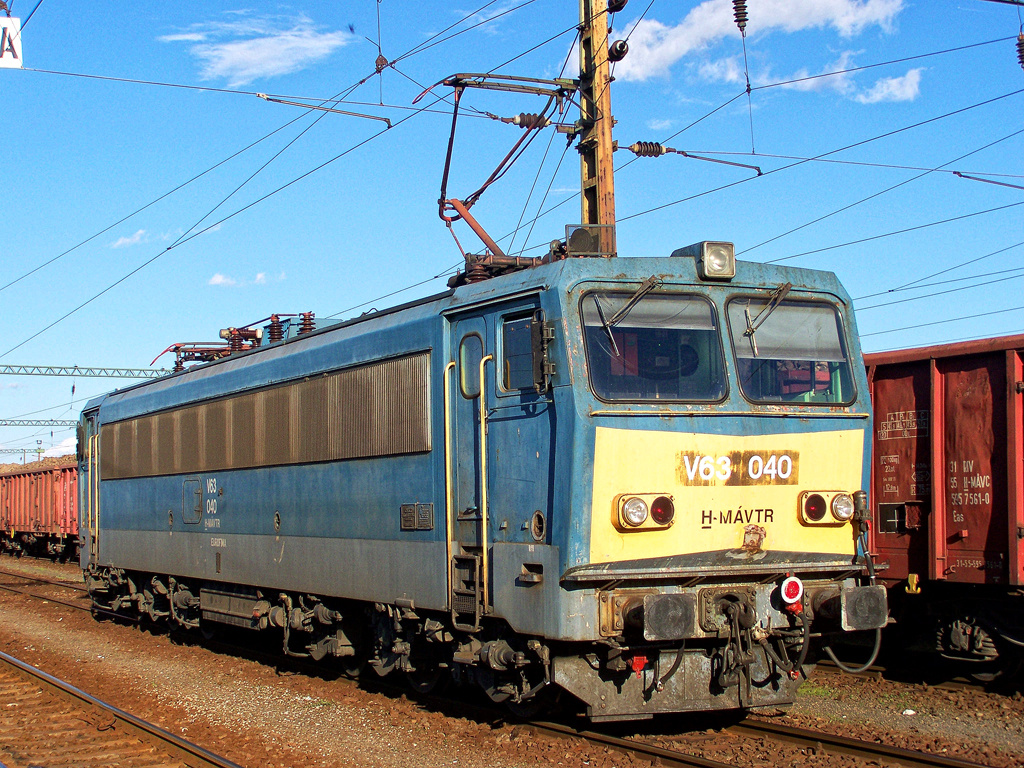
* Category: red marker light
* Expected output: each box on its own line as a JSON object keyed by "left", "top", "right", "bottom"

{"left": 804, "top": 494, "right": 826, "bottom": 522}
{"left": 651, "top": 496, "right": 675, "bottom": 525}
{"left": 781, "top": 576, "right": 804, "bottom": 604}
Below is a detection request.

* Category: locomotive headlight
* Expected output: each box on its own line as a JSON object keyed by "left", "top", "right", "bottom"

{"left": 699, "top": 241, "right": 736, "bottom": 280}
{"left": 621, "top": 497, "right": 649, "bottom": 526}
{"left": 831, "top": 493, "right": 855, "bottom": 521}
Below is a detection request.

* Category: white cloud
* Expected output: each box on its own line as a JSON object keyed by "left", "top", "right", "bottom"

{"left": 615, "top": 0, "right": 903, "bottom": 82}
{"left": 208, "top": 271, "right": 283, "bottom": 287}
{"left": 43, "top": 437, "right": 77, "bottom": 458}
{"left": 855, "top": 67, "right": 922, "bottom": 103}
{"left": 161, "top": 13, "right": 354, "bottom": 87}
{"left": 769, "top": 52, "right": 860, "bottom": 95}
{"left": 208, "top": 273, "right": 237, "bottom": 286}
{"left": 647, "top": 118, "right": 674, "bottom": 132}
{"left": 111, "top": 229, "right": 148, "bottom": 249}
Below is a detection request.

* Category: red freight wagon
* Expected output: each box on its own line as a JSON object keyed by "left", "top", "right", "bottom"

{"left": 0, "top": 460, "right": 79, "bottom": 560}
{"left": 865, "top": 335, "right": 1024, "bottom": 679}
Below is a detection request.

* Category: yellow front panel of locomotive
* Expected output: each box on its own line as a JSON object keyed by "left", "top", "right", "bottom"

{"left": 589, "top": 426, "right": 864, "bottom": 563}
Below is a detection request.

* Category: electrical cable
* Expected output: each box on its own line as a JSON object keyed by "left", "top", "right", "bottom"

{"left": 390, "top": 0, "right": 539, "bottom": 68}
{"left": 862, "top": 304, "right": 1024, "bottom": 337}
{"left": 767, "top": 200, "right": 1024, "bottom": 264}
{"left": 0, "top": 110, "right": 318, "bottom": 296}
{"left": 675, "top": 150, "right": 1024, "bottom": 180}
{"left": 325, "top": 262, "right": 463, "bottom": 320}
{"left": 506, "top": 26, "right": 581, "bottom": 254}
{"left": 742, "top": 127, "right": 1024, "bottom": 256}
{"left": 0, "top": 94, "right": 449, "bottom": 361}
{"left": 621, "top": 87, "right": 1024, "bottom": 224}
{"left": 751, "top": 36, "right": 1015, "bottom": 93}
{"left": 855, "top": 240, "right": 1024, "bottom": 300}
{"left": 857, "top": 269, "right": 1024, "bottom": 310}
{"left": 7, "top": 2, "right": 540, "bottom": 295}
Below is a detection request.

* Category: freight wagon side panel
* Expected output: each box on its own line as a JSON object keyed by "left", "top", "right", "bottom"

{"left": 870, "top": 350, "right": 1015, "bottom": 587}
{"left": 938, "top": 354, "right": 1009, "bottom": 584}
{"left": 870, "top": 360, "right": 931, "bottom": 583}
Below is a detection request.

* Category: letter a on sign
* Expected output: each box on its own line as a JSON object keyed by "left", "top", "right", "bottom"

{"left": 0, "top": 18, "right": 24, "bottom": 69}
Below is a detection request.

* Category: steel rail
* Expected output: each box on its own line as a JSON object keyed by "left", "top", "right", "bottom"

{"left": 523, "top": 720, "right": 739, "bottom": 768}
{"left": 0, "top": 566, "right": 88, "bottom": 592}
{"left": 0, "top": 571, "right": 136, "bottom": 623}
{"left": 731, "top": 719, "right": 990, "bottom": 768}
{"left": 0, "top": 649, "right": 244, "bottom": 768}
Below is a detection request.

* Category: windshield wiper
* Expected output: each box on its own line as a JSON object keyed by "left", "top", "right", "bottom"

{"left": 592, "top": 294, "right": 620, "bottom": 358}
{"left": 607, "top": 276, "right": 662, "bottom": 326}
{"left": 592, "top": 276, "right": 663, "bottom": 359}
{"left": 743, "top": 281, "right": 792, "bottom": 357}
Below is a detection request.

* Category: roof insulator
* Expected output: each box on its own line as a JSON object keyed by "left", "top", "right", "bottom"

{"left": 509, "top": 113, "right": 551, "bottom": 129}
{"left": 733, "top": 0, "right": 748, "bottom": 37}
{"left": 626, "top": 141, "right": 669, "bottom": 158}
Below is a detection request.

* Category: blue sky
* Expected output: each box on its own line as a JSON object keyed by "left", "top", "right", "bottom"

{"left": 1, "top": 0, "right": 1022, "bottom": 457}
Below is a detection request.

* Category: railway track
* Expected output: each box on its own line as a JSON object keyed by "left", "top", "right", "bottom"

{"left": 520, "top": 717, "right": 998, "bottom": 768}
{"left": 0, "top": 561, "right": 1010, "bottom": 768}
{"left": 0, "top": 649, "right": 244, "bottom": 768}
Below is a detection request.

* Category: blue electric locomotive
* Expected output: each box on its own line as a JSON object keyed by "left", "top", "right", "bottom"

{"left": 79, "top": 243, "right": 887, "bottom": 720}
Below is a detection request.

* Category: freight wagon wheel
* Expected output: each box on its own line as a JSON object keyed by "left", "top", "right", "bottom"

{"left": 939, "top": 617, "right": 1021, "bottom": 683}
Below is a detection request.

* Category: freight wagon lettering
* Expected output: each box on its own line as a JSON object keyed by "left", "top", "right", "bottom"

{"left": 949, "top": 492, "right": 991, "bottom": 506}
{"left": 677, "top": 452, "right": 798, "bottom": 486}
{"left": 877, "top": 410, "right": 929, "bottom": 441}
{"left": 700, "top": 508, "right": 774, "bottom": 529}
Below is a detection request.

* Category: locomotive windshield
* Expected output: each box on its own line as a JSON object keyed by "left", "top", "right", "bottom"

{"left": 582, "top": 292, "right": 727, "bottom": 402}
{"left": 726, "top": 297, "right": 855, "bottom": 405}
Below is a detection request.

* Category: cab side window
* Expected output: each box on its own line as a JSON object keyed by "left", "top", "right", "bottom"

{"left": 502, "top": 315, "right": 534, "bottom": 390}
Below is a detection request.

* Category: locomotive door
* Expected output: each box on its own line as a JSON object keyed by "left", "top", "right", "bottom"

{"left": 448, "top": 315, "right": 492, "bottom": 629}
{"left": 78, "top": 409, "right": 100, "bottom": 568}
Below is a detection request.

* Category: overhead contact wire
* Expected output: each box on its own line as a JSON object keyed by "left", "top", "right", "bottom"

{"left": 0, "top": 95, "right": 449, "bottom": 360}
{"left": 744, "top": 128, "right": 1024, "bottom": 256}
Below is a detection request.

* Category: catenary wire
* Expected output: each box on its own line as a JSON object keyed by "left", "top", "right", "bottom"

{"left": 767, "top": 200, "right": 1024, "bottom": 264}
{"left": 0, "top": 111, "right": 319, "bottom": 296}
{"left": 751, "top": 36, "right": 1015, "bottom": 92}
{"left": 742, "top": 128, "right": 1024, "bottom": 255}
{"left": 677, "top": 150, "right": 1024, "bottom": 180}
{"left": 855, "top": 240, "right": 1024, "bottom": 299}
{"left": 6, "top": 1, "right": 538, "bottom": 292}
{"left": 0, "top": 94, "right": 449, "bottom": 361}
{"left": 861, "top": 304, "right": 1024, "bottom": 337}
{"left": 622, "top": 87, "right": 1024, "bottom": 225}
{"left": 4, "top": 2, "right": 548, "bottom": 335}
{"left": 857, "top": 269, "right": 1024, "bottom": 310}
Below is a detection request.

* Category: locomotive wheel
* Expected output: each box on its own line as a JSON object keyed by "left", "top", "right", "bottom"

{"left": 406, "top": 664, "right": 444, "bottom": 694}
{"left": 340, "top": 652, "right": 367, "bottom": 679}
{"left": 505, "top": 686, "right": 557, "bottom": 719}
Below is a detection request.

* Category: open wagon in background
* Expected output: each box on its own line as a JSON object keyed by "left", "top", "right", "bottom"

{"left": 0, "top": 459, "right": 79, "bottom": 560}
{"left": 865, "top": 335, "right": 1024, "bottom": 680}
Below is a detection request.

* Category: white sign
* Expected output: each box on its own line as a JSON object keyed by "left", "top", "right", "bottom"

{"left": 0, "top": 18, "right": 23, "bottom": 69}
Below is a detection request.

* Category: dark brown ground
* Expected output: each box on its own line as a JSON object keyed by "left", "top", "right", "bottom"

{"left": 1, "top": 557, "right": 1022, "bottom": 768}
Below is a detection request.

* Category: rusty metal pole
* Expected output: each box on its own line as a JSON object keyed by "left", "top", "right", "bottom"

{"left": 578, "top": 0, "right": 617, "bottom": 257}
